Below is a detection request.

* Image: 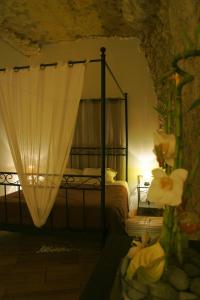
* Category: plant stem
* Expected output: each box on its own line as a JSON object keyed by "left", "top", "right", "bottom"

{"left": 160, "top": 206, "right": 174, "bottom": 267}
{"left": 174, "top": 90, "right": 183, "bottom": 168}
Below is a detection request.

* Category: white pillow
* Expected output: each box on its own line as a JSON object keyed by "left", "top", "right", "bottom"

{"left": 82, "top": 168, "right": 117, "bottom": 183}
{"left": 64, "top": 168, "right": 82, "bottom": 175}
{"left": 105, "top": 168, "right": 117, "bottom": 183}
{"left": 82, "top": 168, "right": 101, "bottom": 176}
{"left": 63, "top": 168, "right": 83, "bottom": 184}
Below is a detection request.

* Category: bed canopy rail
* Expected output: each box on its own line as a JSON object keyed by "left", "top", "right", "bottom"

{"left": 0, "top": 47, "right": 128, "bottom": 240}
{"left": 105, "top": 62, "right": 125, "bottom": 99}
{"left": 101, "top": 48, "right": 106, "bottom": 239}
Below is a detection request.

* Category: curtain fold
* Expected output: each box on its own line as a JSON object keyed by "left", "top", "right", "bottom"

{"left": 70, "top": 99, "right": 126, "bottom": 178}
{"left": 72, "top": 99, "right": 125, "bottom": 148}
{"left": 0, "top": 64, "right": 85, "bottom": 227}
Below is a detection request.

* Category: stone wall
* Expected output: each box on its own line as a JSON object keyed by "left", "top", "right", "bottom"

{"left": 114, "top": 0, "right": 200, "bottom": 214}
{"left": 133, "top": 0, "right": 200, "bottom": 214}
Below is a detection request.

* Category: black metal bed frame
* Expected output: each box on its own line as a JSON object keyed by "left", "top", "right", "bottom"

{"left": 0, "top": 47, "right": 128, "bottom": 240}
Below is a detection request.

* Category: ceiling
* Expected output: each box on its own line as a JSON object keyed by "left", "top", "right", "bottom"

{"left": 0, "top": 0, "right": 136, "bottom": 56}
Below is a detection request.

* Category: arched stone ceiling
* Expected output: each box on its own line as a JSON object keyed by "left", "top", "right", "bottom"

{"left": 0, "top": 0, "right": 172, "bottom": 92}
{"left": 0, "top": 0, "right": 172, "bottom": 89}
{"left": 1, "top": 0, "right": 200, "bottom": 87}
{"left": 0, "top": 0, "right": 140, "bottom": 56}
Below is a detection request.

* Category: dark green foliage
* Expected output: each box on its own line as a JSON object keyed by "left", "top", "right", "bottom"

{"left": 188, "top": 98, "right": 200, "bottom": 112}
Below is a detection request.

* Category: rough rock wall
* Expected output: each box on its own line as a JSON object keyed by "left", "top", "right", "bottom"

{"left": 135, "top": 0, "right": 200, "bottom": 214}
{"left": 119, "top": 0, "right": 200, "bottom": 214}
{"left": 167, "top": 0, "right": 200, "bottom": 215}
{"left": 113, "top": 0, "right": 200, "bottom": 214}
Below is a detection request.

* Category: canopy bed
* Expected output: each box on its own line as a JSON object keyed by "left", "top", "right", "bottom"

{"left": 0, "top": 48, "right": 128, "bottom": 240}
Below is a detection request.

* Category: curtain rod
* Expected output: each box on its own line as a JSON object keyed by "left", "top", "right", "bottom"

{"left": 80, "top": 97, "right": 126, "bottom": 102}
{"left": 0, "top": 59, "right": 101, "bottom": 72}
{"left": 68, "top": 59, "right": 100, "bottom": 65}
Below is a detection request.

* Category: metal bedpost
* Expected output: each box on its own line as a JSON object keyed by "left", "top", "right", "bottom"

{"left": 125, "top": 92, "right": 128, "bottom": 182}
{"left": 100, "top": 47, "right": 106, "bottom": 243}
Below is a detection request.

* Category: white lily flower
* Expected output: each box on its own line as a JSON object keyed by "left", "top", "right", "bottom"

{"left": 147, "top": 168, "right": 188, "bottom": 206}
{"left": 126, "top": 242, "right": 165, "bottom": 282}
{"left": 154, "top": 130, "right": 176, "bottom": 167}
{"left": 127, "top": 233, "right": 150, "bottom": 259}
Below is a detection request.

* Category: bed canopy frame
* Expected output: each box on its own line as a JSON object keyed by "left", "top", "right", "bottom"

{"left": 0, "top": 47, "right": 128, "bottom": 240}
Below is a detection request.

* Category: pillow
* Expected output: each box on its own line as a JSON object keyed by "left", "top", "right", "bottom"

{"left": 82, "top": 168, "right": 117, "bottom": 183}
{"left": 64, "top": 168, "right": 82, "bottom": 175}
{"left": 82, "top": 168, "right": 101, "bottom": 176}
{"left": 105, "top": 168, "right": 117, "bottom": 183}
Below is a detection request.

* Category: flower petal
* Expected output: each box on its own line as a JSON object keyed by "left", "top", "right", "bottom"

{"left": 147, "top": 183, "right": 165, "bottom": 204}
{"left": 165, "top": 157, "right": 174, "bottom": 167}
{"left": 152, "top": 168, "right": 166, "bottom": 179}
{"left": 154, "top": 130, "right": 165, "bottom": 145}
{"left": 161, "top": 188, "right": 182, "bottom": 206}
{"left": 153, "top": 130, "right": 176, "bottom": 167}
{"left": 126, "top": 242, "right": 165, "bottom": 280}
{"left": 170, "top": 169, "right": 188, "bottom": 182}
{"left": 147, "top": 168, "right": 188, "bottom": 206}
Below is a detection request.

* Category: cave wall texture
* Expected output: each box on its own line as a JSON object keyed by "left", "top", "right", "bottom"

{"left": 112, "top": 0, "right": 200, "bottom": 214}
{"left": 130, "top": 0, "right": 200, "bottom": 214}
{"left": 0, "top": 0, "right": 200, "bottom": 214}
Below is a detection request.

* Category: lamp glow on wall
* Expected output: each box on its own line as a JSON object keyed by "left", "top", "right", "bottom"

{"left": 129, "top": 149, "right": 158, "bottom": 188}
{"left": 137, "top": 153, "right": 157, "bottom": 183}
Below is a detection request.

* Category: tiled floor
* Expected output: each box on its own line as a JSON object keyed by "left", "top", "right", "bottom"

{"left": 0, "top": 231, "right": 101, "bottom": 300}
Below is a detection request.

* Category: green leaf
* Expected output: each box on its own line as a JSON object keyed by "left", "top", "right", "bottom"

{"left": 188, "top": 98, "right": 200, "bottom": 111}
{"left": 154, "top": 106, "right": 162, "bottom": 114}
{"left": 154, "top": 106, "right": 167, "bottom": 116}
{"left": 160, "top": 71, "right": 174, "bottom": 83}
{"left": 160, "top": 226, "right": 170, "bottom": 251}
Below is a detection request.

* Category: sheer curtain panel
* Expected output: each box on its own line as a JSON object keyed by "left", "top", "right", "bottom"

{"left": 0, "top": 64, "right": 85, "bottom": 227}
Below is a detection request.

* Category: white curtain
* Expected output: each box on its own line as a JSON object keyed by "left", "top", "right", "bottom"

{"left": 0, "top": 64, "right": 85, "bottom": 227}
{"left": 0, "top": 116, "right": 17, "bottom": 196}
